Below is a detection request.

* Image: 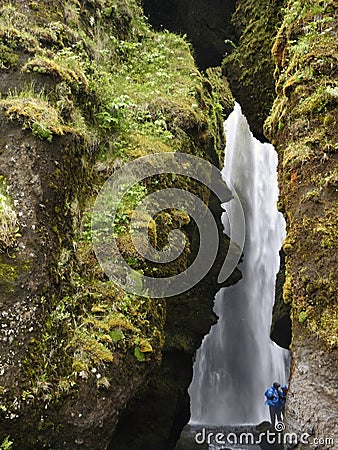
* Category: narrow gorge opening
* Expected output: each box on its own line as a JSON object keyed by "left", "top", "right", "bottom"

{"left": 142, "top": 0, "right": 291, "bottom": 429}
{"left": 191, "top": 102, "right": 290, "bottom": 422}
{"left": 177, "top": 105, "right": 291, "bottom": 447}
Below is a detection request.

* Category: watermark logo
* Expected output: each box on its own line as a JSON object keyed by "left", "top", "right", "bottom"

{"left": 275, "top": 421, "right": 285, "bottom": 432}
{"left": 91, "top": 152, "right": 245, "bottom": 298}
{"left": 194, "top": 427, "right": 335, "bottom": 448}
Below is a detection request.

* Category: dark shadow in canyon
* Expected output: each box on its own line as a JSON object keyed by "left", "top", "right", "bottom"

{"left": 142, "top": 0, "right": 237, "bottom": 69}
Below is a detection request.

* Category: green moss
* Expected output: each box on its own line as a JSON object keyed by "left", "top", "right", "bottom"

{"left": 0, "top": 255, "right": 31, "bottom": 298}
{"left": 265, "top": 0, "right": 338, "bottom": 144}
{"left": 282, "top": 272, "right": 293, "bottom": 304}
{"left": 298, "top": 311, "right": 307, "bottom": 323}
{"left": 266, "top": 0, "right": 338, "bottom": 348}
{"left": 0, "top": 95, "right": 69, "bottom": 140}
{"left": 0, "top": 44, "right": 19, "bottom": 69}
{"left": 323, "top": 113, "right": 336, "bottom": 128}
{"left": 0, "top": 1, "right": 222, "bottom": 160}
{"left": 134, "top": 347, "right": 146, "bottom": 362}
{"left": 164, "top": 333, "right": 194, "bottom": 353}
{"left": 0, "top": 436, "right": 13, "bottom": 450}
{"left": 0, "top": 177, "right": 19, "bottom": 251}
{"left": 222, "top": 0, "right": 284, "bottom": 137}
{"left": 205, "top": 67, "right": 234, "bottom": 112}
{"left": 0, "top": 263, "right": 18, "bottom": 286}
{"left": 80, "top": 336, "right": 114, "bottom": 363}
{"left": 22, "top": 56, "right": 88, "bottom": 90}
{"left": 301, "top": 187, "right": 322, "bottom": 203}
{"left": 0, "top": 0, "right": 229, "bottom": 443}
{"left": 22, "top": 275, "right": 165, "bottom": 402}
{"left": 295, "top": 86, "right": 333, "bottom": 117}
{"left": 0, "top": 22, "right": 39, "bottom": 53}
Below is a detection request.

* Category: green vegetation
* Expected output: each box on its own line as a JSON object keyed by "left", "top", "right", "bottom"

{"left": 0, "top": 436, "right": 13, "bottom": 450}
{"left": 22, "top": 54, "right": 88, "bottom": 90}
{"left": 0, "top": 90, "right": 73, "bottom": 142}
{"left": 222, "top": 0, "right": 285, "bottom": 137}
{"left": 0, "top": 43, "right": 19, "bottom": 69}
{"left": 298, "top": 311, "right": 307, "bottom": 323}
{"left": 0, "top": 177, "right": 19, "bottom": 251}
{"left": 0, "top": 0, "right": 213, "bottom": 153}
{"left": 0, "top": 2, "right": 228, "bottom": 442}
{"left": 266, "top": 0, "right": 338, "bottom": 348}
{"left": 23, "top": 267, "right": 165, "bottom": 402}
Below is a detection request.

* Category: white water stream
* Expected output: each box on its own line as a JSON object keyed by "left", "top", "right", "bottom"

{"left": 189, "top": 103, "right": 290, "bottom": 425}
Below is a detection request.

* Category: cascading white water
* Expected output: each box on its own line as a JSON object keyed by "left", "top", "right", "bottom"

{"left": 189, "top": 103, "right": 290, "bottom": 425}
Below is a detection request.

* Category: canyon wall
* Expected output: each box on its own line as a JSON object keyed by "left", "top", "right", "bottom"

{"left": 0, "top": 1, "right": 240, "bottom": 448}
{"left": 224, "top": 0, "right": 338, "bottom": 444}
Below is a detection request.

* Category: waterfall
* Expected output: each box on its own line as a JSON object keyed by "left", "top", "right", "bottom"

{"left": 189, "top": 103, "right": 290, "bottom": 425}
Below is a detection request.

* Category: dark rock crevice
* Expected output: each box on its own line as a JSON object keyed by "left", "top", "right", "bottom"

{"left": 271, "top": 250, "right": 292, "bottom": 349}
{"left": 221, "top": 0, "right": 286, "bottom": 140}
{"left": 142, "top": 0, "right": 237, "bottom": 69}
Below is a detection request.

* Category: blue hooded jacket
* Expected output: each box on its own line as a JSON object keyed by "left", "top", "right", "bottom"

{"left": 264, "top": 386, "right": 280, "bottom": 407}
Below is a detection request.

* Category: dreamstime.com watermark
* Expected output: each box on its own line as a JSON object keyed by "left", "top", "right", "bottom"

{"left": 91, "top": 152, "right": 245, "bottom": 298}
{"left": 194, "top": 425, "right": 335, "bottom": 447}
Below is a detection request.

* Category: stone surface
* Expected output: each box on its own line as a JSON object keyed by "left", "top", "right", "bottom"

{"left": 285, "top": 323, "right": 337, "bottom": 449}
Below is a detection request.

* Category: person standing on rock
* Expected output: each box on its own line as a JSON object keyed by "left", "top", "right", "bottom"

{"left": 265, "top": 382, "right": 283, "bottom": 427}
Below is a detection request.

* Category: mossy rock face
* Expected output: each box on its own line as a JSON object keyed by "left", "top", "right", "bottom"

{"left": 0, "top": 44, "right": 19, "bottom": 69}
{"left": 222, "top": 0, "right": 285, "bottom": 139}
{"left": 264, "top": 0, "right": 338, "bottom": 442}
{"left": 265, "top": 0, "right": 338, "bottom": 350}
{"left": 110, "top": 211, "right": 241, "bottom": 449}
{"left": 0, "top": 1, "right": 240, "bottom": 448}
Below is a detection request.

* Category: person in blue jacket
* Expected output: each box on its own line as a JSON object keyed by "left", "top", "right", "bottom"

{"left": 265, "top": 382, "right": 283, "bottom": 427}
